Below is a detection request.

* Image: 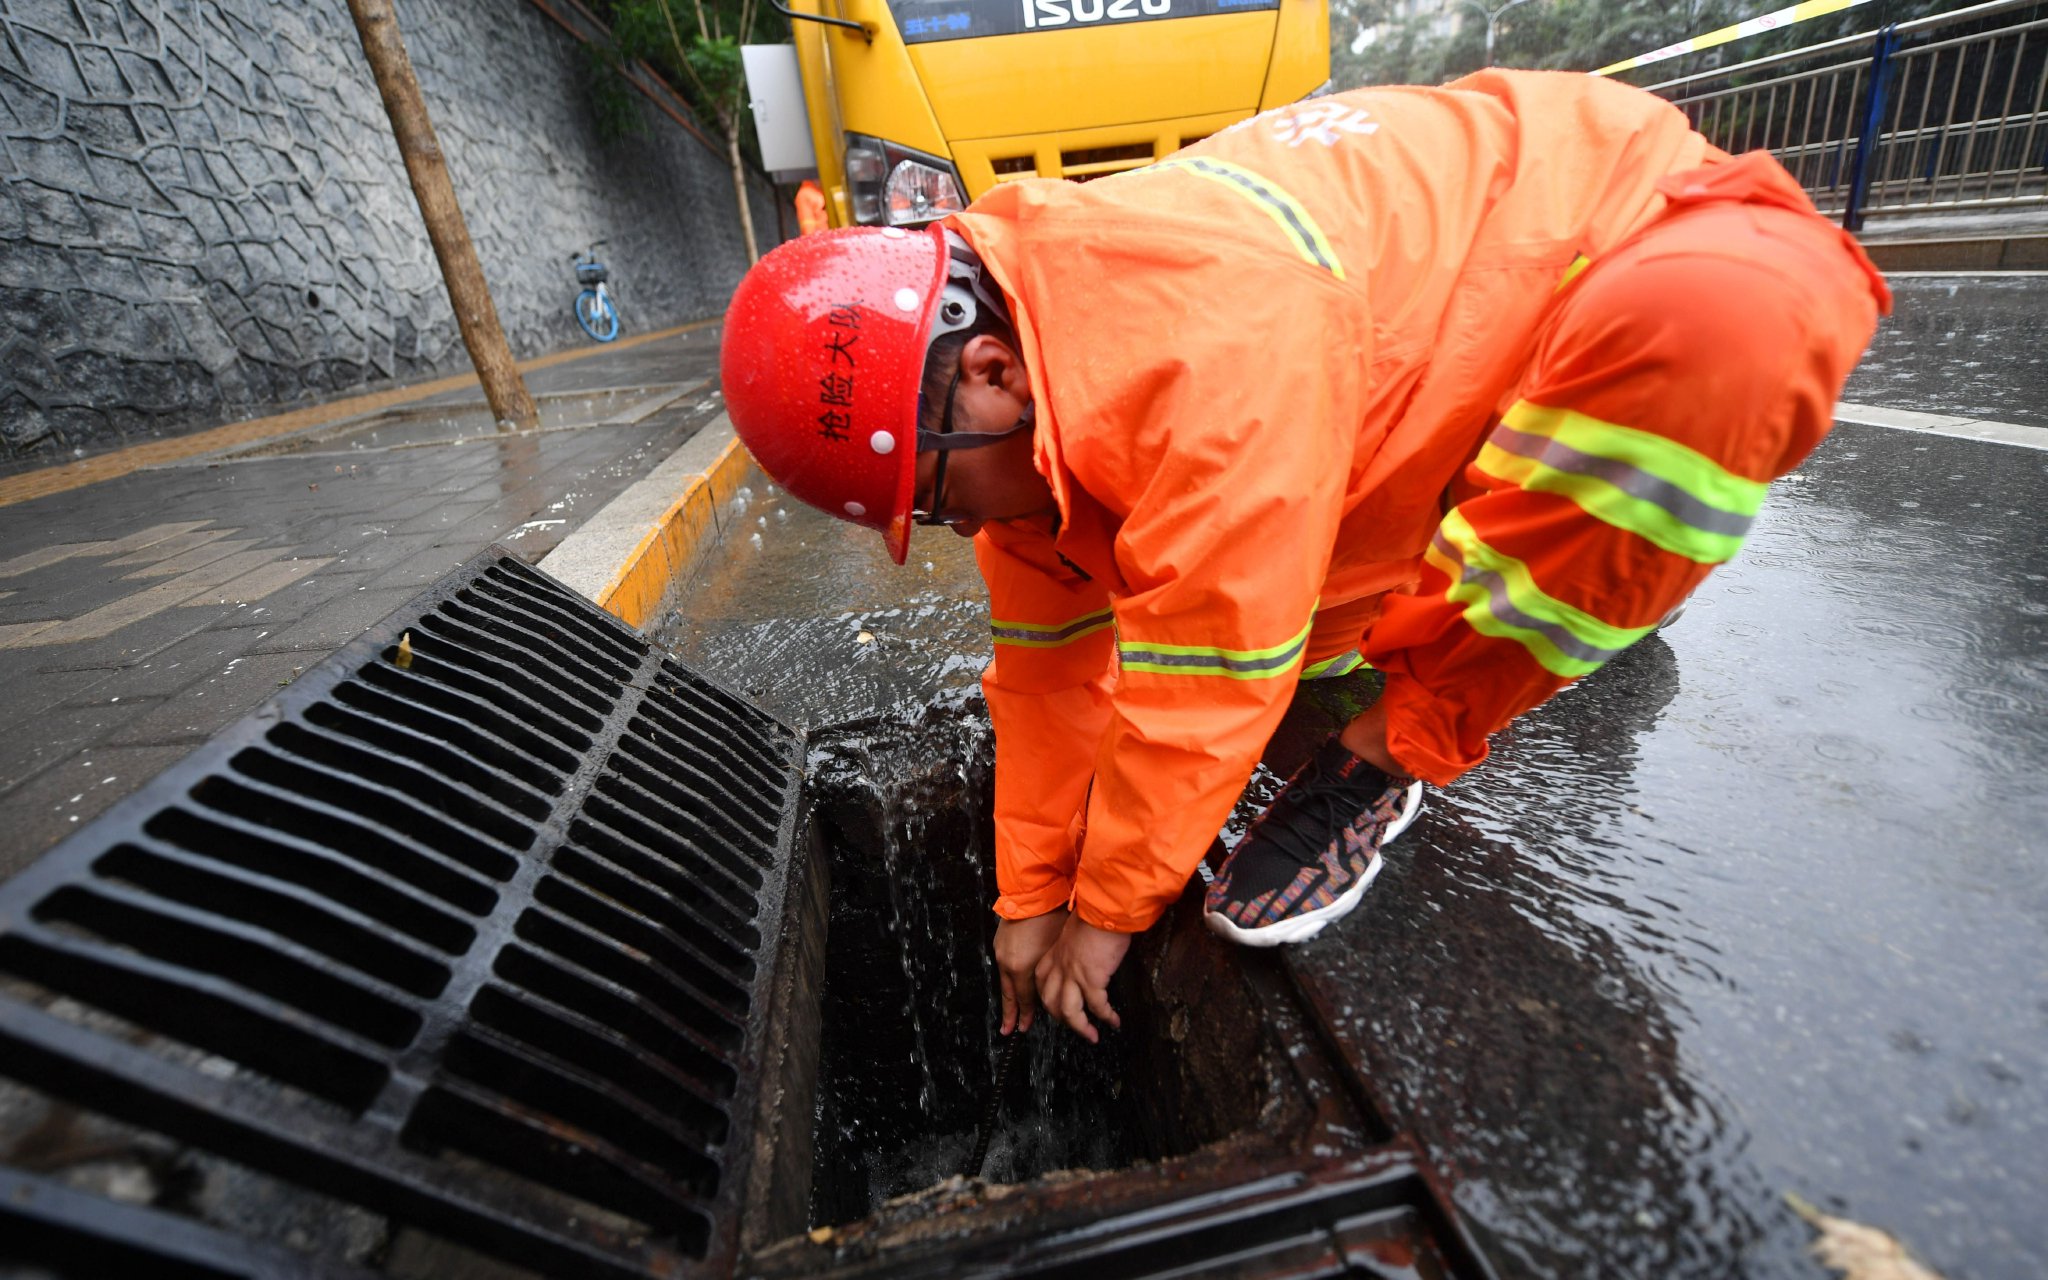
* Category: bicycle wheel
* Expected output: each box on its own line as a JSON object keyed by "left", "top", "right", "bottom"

{"left": 575, "top": 288, "right": 619, "bottom": 342}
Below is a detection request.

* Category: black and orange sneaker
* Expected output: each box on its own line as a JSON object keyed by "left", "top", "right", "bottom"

{"left": 1203, "top": 735, "right": 1423, "bottom": 947}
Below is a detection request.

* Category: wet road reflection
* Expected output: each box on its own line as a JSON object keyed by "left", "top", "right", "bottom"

{"left": 654, "top": 483, "right": 991, "bottom": 730}
{"left": 1844, "top": 276, "right": 2048, "bottom": 428}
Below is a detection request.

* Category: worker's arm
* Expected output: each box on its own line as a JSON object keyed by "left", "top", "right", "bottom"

{"left": 1062, "top": 333, "right": 1361, "bottom": 938}
{"left": 974, "top": 520, "right": 1115, "bottom": 920}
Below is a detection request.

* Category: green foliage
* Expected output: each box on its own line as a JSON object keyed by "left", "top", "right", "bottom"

{"left": 683, "top": 31, "right": 747, "bottom": 95}
{"left": 585, "top": 0, "right": 788, "bottom": 148}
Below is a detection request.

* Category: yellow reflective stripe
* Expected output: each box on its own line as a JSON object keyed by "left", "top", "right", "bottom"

{"left": 1428, "top": 510, "right": 1653, "bottom": 678}
{"left": 1150, "top": 157, "right": 1345, "bottom": 279}
{"left": 990, "top": 608, "right": 1114, "bottom": 649}
{"left": 1481, "top": 402, "right": 1765, "bottom": 564}
{"left": 1119, "top": 615, "right": 1315, "bottom": 680}
{"left": 1557, "top": 254, "right": 1592, "bottom": 291}
{"left": 1300, "top": 650, "right": 1369, "bottom": 680}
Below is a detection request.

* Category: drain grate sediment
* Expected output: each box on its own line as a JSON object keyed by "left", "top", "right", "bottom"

{"left": 0, "top": 548, "right": 806, "bottom": 1279}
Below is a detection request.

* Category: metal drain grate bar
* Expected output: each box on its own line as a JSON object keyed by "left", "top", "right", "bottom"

{"left": 0, "top": 548, "right": 806, "bottom": 1279}
{"left": 1000, "top": 1160, "right": 1492, "bottom": 1279}
{"left": 0, "top": 1166, "right": 378, "bottom": 1280}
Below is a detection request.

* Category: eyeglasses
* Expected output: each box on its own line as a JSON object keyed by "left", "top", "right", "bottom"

{"left": 911, "top": 367, "right": 966, "bottom": 527}
{"left": 909, "top": 371, "right": 1035, "bottom": 528}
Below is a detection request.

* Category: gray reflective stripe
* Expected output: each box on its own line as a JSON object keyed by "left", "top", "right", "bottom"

{"left": 1490, "top": 424, "right": 1755, "bottom": 538}
{"left": 1154, "top": 157, "right": 1342, "bottom": 276}
{"left": 1431, "top": 532, "right": 1630, "bottom": 666}
{"left": 989, "top": 610, "right": 1113, "bottom": 644}
{"left": 1119, "top": 632, "right": 1310, "bottom": 675}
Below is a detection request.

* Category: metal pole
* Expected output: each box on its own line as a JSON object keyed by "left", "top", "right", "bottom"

{"left": 347, "top": 0, "right": 539, "bottom": 431}
{"left": 1456, "top": 0, "right": 1537, "bottom": 66}
{"left": 1843, "top": 24, "right": 1900, "bottom": 231}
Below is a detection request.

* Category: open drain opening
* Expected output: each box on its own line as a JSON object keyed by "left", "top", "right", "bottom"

{"left": 790, "top": 701, "right": 1283, "bottom": 1228}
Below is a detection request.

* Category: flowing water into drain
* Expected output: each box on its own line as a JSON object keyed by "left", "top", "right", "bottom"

{"left": 802, "top": 701, "right": 1190, "bottom": 1224}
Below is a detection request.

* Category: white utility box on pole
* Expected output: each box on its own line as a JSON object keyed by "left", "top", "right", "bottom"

{"left": 741, "top": 45, "right": 817, "bottom": 179}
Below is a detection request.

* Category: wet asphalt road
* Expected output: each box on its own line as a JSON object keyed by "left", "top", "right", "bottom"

{"left": 1844, "top": 274, "right": 2048, "bottom": 429}
{"left": 658, "top": 277, "right": 2047, "bottom": 1278}
{"left": 1270, "top": 421, "right": 2047, "bottom": 1279}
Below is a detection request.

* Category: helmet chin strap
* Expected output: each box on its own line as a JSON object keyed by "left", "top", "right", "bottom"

{"left": 911, "top": 231, "right": 1031, "bottom": 531}
{"left": 917, "top": 399, "right": 1034, "bottom": 454}
{"left": 918, "top": 230, "right": 1027, "bottom": 456}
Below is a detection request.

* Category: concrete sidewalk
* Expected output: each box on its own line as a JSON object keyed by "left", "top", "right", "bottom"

{"left": 0, "top": 326, "right": 725, "bottom": 872}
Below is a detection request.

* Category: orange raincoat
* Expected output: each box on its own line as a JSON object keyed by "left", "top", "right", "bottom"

{"left": 946, "top": 70, "right": 1888, "bottom": 934}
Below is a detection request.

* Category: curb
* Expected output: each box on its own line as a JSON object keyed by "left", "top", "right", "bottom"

{"left": 538, "top": 413, "right": 755, "bottom": 629}
{"left": 1858, "top": 233, "right": 2048, "bottom": 272}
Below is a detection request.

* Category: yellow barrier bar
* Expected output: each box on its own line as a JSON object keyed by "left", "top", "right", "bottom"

{"left": 1592, "top": 0, "right": 1873, "bottom": 76}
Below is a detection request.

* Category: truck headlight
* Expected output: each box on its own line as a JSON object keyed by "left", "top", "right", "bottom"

{"left": 843, "top": 134, "right": 965, "bottom": 228}
{"left": 884, "top": 158, "right": 966, "bottom": 225}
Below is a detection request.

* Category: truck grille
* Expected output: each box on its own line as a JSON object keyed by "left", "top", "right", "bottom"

{"left": 0, "top": 548, "right": 806, "bottom": 1280}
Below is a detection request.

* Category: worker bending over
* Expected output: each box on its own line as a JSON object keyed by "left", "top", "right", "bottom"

{"left": 720, "top": 70, "right": 1889, "bottom": 1042}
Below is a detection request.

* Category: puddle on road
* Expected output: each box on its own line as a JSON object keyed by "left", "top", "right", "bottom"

{"left": 1291, "top": 426, "right": 2048, "bottom": 1278}
{"left": 655, "top": 484, "right": 991, "bottom": 732}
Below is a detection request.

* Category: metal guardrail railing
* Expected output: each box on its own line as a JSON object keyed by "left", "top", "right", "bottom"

{"left": 1639, "top": 0, "right": 2048, "bottom": 229}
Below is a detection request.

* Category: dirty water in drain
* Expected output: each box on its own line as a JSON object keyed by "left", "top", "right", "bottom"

{"left": 797, "top": 700, "right": 1270, "bottom": 1225}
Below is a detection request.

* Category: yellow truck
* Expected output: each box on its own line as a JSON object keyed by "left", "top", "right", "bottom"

{"left": 744, "top": 0, "right": 1331, "bottom": 227}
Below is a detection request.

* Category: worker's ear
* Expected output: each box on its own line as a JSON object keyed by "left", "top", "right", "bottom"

{"left": 959, "top": 334, "right": 1027, "bottom": 398}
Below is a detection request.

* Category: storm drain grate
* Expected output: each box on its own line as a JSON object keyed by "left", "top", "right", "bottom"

{"left": 0, "top": 548, "right": 806, "bottom": 1279}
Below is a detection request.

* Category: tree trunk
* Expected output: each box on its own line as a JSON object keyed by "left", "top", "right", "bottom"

{"left": 660, "top": 0, "right": 760, "bottom": 264}
{"left": 346, "top": 0, "right": 538, "bottom": 431}
{"left": 725, "top": 112, "right": 761, "bottom": 264}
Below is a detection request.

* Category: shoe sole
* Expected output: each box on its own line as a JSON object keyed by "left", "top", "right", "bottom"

{"left": 1204, "top": 780, "right": 1424, "bottom": 948}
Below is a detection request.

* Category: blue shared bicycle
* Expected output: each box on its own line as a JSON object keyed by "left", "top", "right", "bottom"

{"left": 570, "top": 243, "right": 620, "bottom": 343}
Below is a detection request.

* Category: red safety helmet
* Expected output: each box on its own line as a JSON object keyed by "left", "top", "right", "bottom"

{"left": 722, "top": 224, "right": 953, "bottom": 564}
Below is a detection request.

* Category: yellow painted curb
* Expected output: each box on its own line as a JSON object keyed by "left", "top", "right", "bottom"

{"left": 596, "top": 435, "right": 755, "bottom": 630}
{"left": 536, "top": 413, "right": 757, "bottom": 631}
{"left": 0, "top": 317, "right": 720, "bottom": 510}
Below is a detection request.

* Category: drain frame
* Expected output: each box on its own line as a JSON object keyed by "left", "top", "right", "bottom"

{"left": 743, "top": 709, "right": 1500, "bottom": 1280}
{"left": 0, "top": 548, "right": 809, "bottom": 1279}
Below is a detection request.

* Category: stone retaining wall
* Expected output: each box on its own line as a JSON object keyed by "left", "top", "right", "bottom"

{"left": 0, "top": 0, "right": 777, "bottom": 462}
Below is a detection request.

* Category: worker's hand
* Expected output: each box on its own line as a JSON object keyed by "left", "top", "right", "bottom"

{"left": 1033, "top": 915, "right": 1131, "bottom": 1044}
{"left": 994, "top": 908, "right": 1068, "bottom": 1035}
